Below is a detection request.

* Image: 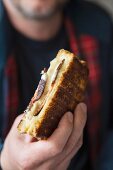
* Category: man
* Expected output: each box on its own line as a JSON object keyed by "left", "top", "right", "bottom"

{"left": 0, "top": 0, "right": 113, "bottom": 169}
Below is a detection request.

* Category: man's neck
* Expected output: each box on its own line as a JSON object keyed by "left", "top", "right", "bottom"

{"left": 3, "top": 0, "right": 63, "bottom": 41}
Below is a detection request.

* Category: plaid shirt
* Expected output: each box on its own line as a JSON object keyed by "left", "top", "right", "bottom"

{"left": 0, "top": 1, "right": 113, "bottom": 169}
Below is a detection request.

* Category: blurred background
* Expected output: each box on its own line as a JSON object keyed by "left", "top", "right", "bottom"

{"left": 1, "top": 0, "right": 113, "bottom": 170}
{"left": 85, "top": 0, "right": 113, "bottom": 20}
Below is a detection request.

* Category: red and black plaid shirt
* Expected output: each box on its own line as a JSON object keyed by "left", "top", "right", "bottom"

{"left": 4, "top": 17, "right": 102, "bottom": 166}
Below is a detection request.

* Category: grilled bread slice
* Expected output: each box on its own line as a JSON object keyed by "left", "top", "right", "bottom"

{"left": 18, "top": 49, "right": 89, "bottom": 140}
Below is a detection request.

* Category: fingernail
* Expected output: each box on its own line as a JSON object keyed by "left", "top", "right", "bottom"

{"left": 79, "top": 103, "right": 87, "bottom": 113}
{"left": 67, "top": 112, "right": 73, "bottom": 123}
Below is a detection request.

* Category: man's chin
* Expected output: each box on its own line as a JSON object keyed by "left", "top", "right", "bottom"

{"left": 10, "top": 0, "right": 66, "bottom": 21}
{"left": 16, "top": 6, "right": 60, "bottom": 21}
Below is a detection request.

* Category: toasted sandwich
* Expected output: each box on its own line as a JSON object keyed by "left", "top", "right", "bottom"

{"left": 18, "top": 49, "right": 89, "bottom": 140}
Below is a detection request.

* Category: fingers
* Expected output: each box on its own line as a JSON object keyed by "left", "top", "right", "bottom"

{"left": 13, "top": 114, "right": 24, "bottom": 128}
{"left": 64, "top": 103, "right": 87, "bottom": 153}
{"left": 12, "top": 103, "right": 86, "bottom": 168}
{"left": 30, "top": 112, "right": 73, "bottom": 161}
{"left": 56, "top": 135, "right": 83, "bottom": 170}
{"left": 48, "top": 111, "right": 73, "bottom": 150}
{"left": 8, "top": 114, "right": 24, "bottom": 139}
{"left": 50, "top": 103, "right": 87, "bottom": 166}
{"left": 74, "top": 103, "right": 87, "bottom": 131}
{"left": 66, "top": 135, "right": 83, "bottom": 160}
{"left": 9, "top": 114, "right": 36, "bottom": 144}
{"left": 56, "top": 160, "right": 71, "bottom": 170}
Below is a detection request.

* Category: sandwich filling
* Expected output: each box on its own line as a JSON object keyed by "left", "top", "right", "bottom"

{"left": 24, "top": 59, "right": 65, "bottom": 117}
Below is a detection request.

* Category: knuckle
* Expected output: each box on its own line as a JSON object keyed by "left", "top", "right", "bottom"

{"left": 50, "top": 142, "right": 63, "bottom": 156}
{"left": 68, "top": 122, "right": 73, "bottom": 130}
{"left": 20, "top": 154, "right": 32, "bottom": 170}
{"left": 44, "top": 162, "right": 53, "bottom": 170}
{"left": 65, "top": 123, "right": 73, "bottom": 136}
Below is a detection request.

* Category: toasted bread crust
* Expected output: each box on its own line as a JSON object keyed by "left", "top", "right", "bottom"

{"left": 18, "top": 49, "right": 89, "bottom": 140}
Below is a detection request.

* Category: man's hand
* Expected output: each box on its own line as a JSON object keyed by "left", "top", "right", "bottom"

{"left": 1, "top": 103, "right": 87, "bottom": 170}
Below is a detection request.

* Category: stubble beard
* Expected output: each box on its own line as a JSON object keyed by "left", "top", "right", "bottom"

{"left": 10, "top": 0, "right": 68, "bottom": 21}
